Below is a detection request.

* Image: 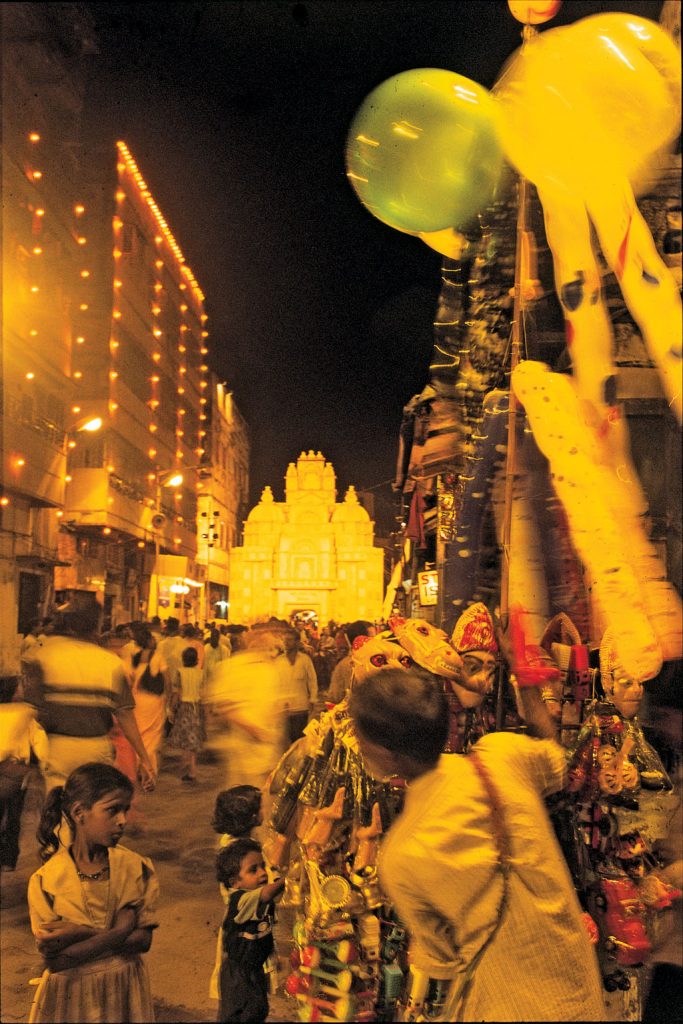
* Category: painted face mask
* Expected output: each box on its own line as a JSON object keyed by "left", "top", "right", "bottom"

{"left": 388, "top": 616, "right": 464, "bottom": 683}
{"left": 351, "top": 633, "right": 413, "bottom": 686}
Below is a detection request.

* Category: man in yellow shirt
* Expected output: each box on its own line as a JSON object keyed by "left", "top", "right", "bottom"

{"left": 349, "top": 667, "right": 606, "bottom": 1022}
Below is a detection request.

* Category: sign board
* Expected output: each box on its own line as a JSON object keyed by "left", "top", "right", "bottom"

{"left": 417, "top": 570, "right": 438, "bottom": 606}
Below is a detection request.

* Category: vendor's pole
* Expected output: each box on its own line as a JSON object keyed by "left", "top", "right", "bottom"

{"left": 496, "top": 21, "right": 535, "bottom": 729}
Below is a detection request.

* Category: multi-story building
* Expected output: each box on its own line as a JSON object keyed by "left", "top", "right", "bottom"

{"left": 54, "top": 141, "right": 210, "bottom": 626}
{"left": 0, "top": 4, "right": 96, "bottom": 672}
{"left": 197, "top": 378, "right": 250, "bottom": 623}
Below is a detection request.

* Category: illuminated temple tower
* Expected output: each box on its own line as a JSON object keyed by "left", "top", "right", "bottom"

{"left": 229, "top": 451, "right": 383, "bottom": 624}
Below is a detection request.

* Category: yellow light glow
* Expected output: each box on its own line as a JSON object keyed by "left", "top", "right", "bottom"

{"left": 31, "top": 170, "right": 42, "bottom": 181}
{"left": 80, "top": 269, "right": 90, "bottom": 278}
{"left": 72, "top": 405, "right": 81, "bottom": 413}
{"left": 29, "top": 132, "right": 41, "bottom": 142}
{"left": 180, "top": 304, "right": 188, "bottom": 312}
{"left": 199, "top": 414, "right": 207, "bottom": 422}
{"left": 165, "top": 473, "right": 184, "bottom": 487}
{"left": 78, "top": 417, "right": 103, "bottom": 432}
{"left": 29, "top": 330, "right": 38, "bottom": 337}
{"left": 137, "top": 540, "right": 145, "bottom": 548}
{"left": 110, "top": 340, "right": 119, "bottom": 350}
{"left": 200, "top": 314, "right": 208, "bottom": 323}
{"left": 73, "top": 371, "right": 83, "bottom": 380}
{"left": 30, "top": 285, "right": 39, "bottom": 294}
{"left": 114, "top": 279, "right": 122, "bottom": 289}
{"left": 152, "top": 304, "right": 161, "bottom": 315}
{"left": 200, "top": 364, "right": 208, "bottom": 371}
{"left": 179, "top": 283, "right": 187, "bottom": 290}
{"left": 15, "top": 457, "right": 26, "bottom": 467}
{"left": 199, "top": 381, "right": 208, "bottom": 389}
{"left": 149, "top": 399, "right": 159, "bottom": 409}
{"left": 74, "top": 204, "right": 85, "bottom": 215}
{"left": 149, "top": 424, "right": 158, "bottom": 433}
{"left": 179, "top": 366, "right": 187, "bottom": 375}
{"left": 155, "top": 259, "right": 163, "bottom": 269}
{"left": 107, "top": 464, "right": 115, "bottom": 473}
{"left": 65, "top": 474, "right": 72, "bottom": 482}
{"left": 152, "top": 352, "right": 161, "bottom": 362}
{"left": 36, "top": 208, "right": 45, "bottom": 217}
{"left": 147, "top": 473, "right": 156, "bottom": 481}
{"left": 109, "top": 370, "right": 118, "bottom": 380}
{"left": 153, "top": 283, "right": 163, "bottom": 292}
{"left": 103, "top": 527, "right": 111, "bottom": 535}
{"left": 112, "top": 310, "right": 121, "bottom": 319}
{"left": 113, "top": 248, "right": 122, "bottom": 259}
{"left": 32, "top": 246, "right": 43, "bottom": 255}
{"left": 148, "top": 448, "right": 157, "bottom": 459}
{"left": 195, "top": 448, "right": 204, "bottom": 456}
{"left": 150, "top": 375, "right": 160, "bottom": 383}
{"left": 79, "top": 303, "right": 88, "bottom": 311}
{"left": 115, "top": 191, "right": 125, "bottom": 202}
{"left": 175, "top": 450, "right": 183, "bottom": 459}
{"left": 178, "top": 345, "right": 186, "bottom": 353}
{"left": 177, "top": 387, "right": 185, "bottom": 395}
{"left": 76, "top": 336, "right": 85, "bottom": 344}
{"left": 77, "top": 237, "right": 87, "bottom": 245}
{"left": 0, "top": 496, "right": 9, "bottom": 506}
{"left": 56, "top": 510, "right": 63, "bottom": 517}
{"left": 108, "top": 401, "right": 118, "bottom": 412}
{"left": 25, "top": 372, "right": 35, "bottom": 380}
{"left": 200, "top": 397, "right": 207, "bottom": 405}
{"left": 174, "top": 537, "right": 181, "bottom": 544}
{"left": 178, "top": 408, "right": 186, "bottom": 416}
{"left": 200, "top": 347, "right": 208, "bottom": 355}
{"left": 153, "top": 328, "right": 162, "bottom": 338}
{"left": 180, "top": 325, "right": 188, "bottom": 333}
{"left": 201, "top": 331, "right": 209, "bottom": 338}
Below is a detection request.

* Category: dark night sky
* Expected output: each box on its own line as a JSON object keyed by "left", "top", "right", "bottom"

{"left": 81, "top": 0, "right": 664, "bottom": 514}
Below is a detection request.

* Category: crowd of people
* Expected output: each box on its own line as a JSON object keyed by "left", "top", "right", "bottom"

{"left": 0, "top": 603, "right": 679, "bottom": 1023}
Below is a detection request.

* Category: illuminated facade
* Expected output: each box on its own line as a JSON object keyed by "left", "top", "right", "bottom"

{"left": 229, "top": 451, "right": 383, "bottom": 625}
{"left": 54, "top": 141, "right": 209, "bottom": 625}
{"left": 197, "top": 378, "right": 250, "bottom": 623}
{"left": 0, "top": 5, "right": 96, "bottom": 672}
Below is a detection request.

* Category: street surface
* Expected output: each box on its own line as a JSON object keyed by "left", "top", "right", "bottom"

{"left": 0, "top": 735, "right": 293, "bottom": 1022}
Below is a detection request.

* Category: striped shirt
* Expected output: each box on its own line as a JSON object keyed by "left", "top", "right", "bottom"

{"left": 379, "top": 733, "right": 606, "bottom": 1021}
{"left": 22, "top": 635, "right": 134, "bottom": 737}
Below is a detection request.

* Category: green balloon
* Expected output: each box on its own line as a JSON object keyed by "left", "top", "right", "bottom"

{"left": 346, "top": 68, "right": 503, "bottom": 234}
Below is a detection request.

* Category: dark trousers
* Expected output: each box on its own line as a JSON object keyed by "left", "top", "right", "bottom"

{"left": 642, "top": 962, "right": 683, "bottom": 1022}
{"left": 218, "top": 960, "right": 268, "bottom": 1023}
{"left": 0, "top": 785, "right": 27, "bottom": 869}
{"left": 286, "top": 711, "right": 308, "bottom": 746}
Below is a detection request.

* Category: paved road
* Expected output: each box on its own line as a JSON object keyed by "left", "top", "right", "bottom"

{"left": 0, "top": 737, "right": 293, "bottom": 1022}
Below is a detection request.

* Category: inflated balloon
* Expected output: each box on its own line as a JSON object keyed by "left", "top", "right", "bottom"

{"left": 507, "top": 1, "right": 561, "bottom": 25}
{"left": 417, "top": 227, "right": 470, "bottom": 259}
{"left": 346, "top": 68, "right": 503, "bottom": 234}
{"left": 494, "top": 14, "right": 680, "bottom": 193}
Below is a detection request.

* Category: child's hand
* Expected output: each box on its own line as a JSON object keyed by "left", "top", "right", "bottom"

{"left": 112, "top": 906, "right": 137, "bottom": 938}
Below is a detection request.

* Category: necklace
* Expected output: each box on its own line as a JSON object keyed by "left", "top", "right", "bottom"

{"left": 76, "top": 865, "right": 110, "bottom": 881}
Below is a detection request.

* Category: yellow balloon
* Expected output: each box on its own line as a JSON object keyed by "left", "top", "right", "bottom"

{"left": 418, "top": 227, "right": 471, "bottom": 259}
{"left": 507, "top": 1, "right": 561, "bottom": 25}
{"left": 494, "top": 14, "right": 681, "bottom": 194}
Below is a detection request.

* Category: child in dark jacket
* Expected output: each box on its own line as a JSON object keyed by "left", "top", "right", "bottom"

{"left": 216, "top": 838, "right": 284, "bottom": 1023}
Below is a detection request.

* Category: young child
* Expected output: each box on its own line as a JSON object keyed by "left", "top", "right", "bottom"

{"left": 168, "top": 645, "right": 205, "bottom": 782}
{"left": 209, "top": 785, "right": 263, "bottom": 1001}
{"left": 216, "top": 838, "right": 284, "bottom": 1023}
{"left": 27, "top": 763, "right": 159, "bottom": 1023}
